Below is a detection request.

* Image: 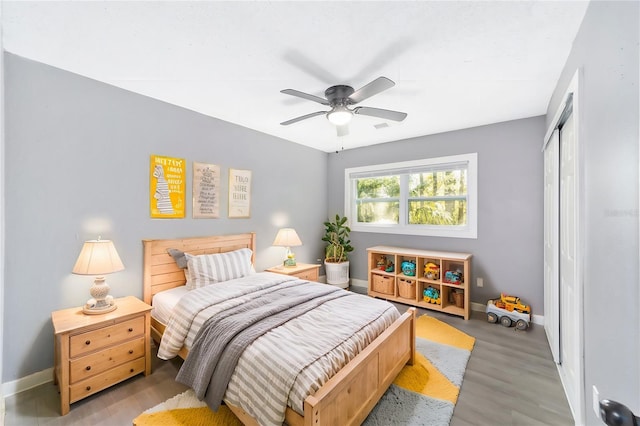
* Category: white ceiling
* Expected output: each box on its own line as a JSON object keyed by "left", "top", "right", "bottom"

{"left": 2, "top": 1, "right": 589, "bottom": 152}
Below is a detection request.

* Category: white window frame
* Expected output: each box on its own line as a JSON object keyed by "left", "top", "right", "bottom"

{"left": 344, "top": 153, "right": 478, "bottom": 239}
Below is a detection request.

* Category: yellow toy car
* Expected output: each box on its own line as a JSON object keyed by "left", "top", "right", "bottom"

{"left": 424, "top": 262, "right": 440, "bottom": 280}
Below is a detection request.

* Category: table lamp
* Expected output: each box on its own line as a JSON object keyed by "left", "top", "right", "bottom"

{"left": 272, "top": 228, "right": 302, "bottom": 267}
{"left": 72, "top": 237, "right": 124, "bottom": 314}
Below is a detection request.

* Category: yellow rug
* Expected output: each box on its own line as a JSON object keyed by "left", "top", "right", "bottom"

{"left": 134, "top": 314, "right": 475, "bottom": 426}
{"left": 133, "top": 406, "right": 241, "bottom": 426}
{"left": 395, "top": 314, "right": 475, "bottom": 404}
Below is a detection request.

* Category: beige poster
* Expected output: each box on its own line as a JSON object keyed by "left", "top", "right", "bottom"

{"left": 193, "top": 162, "right": 220, "bottom": 219}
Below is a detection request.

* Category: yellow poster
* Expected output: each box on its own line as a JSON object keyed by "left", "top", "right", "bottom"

{"left": 150, "top": 155, "right": 186, "bottom": 218}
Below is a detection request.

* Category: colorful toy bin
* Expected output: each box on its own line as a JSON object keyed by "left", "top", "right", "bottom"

{"left": 444, "top": 270, "right": 463, "bottom": 284}
{"left": 401, "top": 260, "right": 416, "bottom": 276}
{"left": 423, "top": 286, "right": 440, "bottom": 304}
{"left": 424, "top": 262, "right": 440, "bottom": 280}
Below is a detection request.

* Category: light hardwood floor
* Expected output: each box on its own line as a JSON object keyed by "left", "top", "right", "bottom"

{"left": 4, "top": 304, "right": 573, "bottom": 426}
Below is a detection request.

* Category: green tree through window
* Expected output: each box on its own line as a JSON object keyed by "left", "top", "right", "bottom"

{"left": 346, "top": 153, "right": 477, "bottom": 238}
{"left": 408, "top": 170, "right": 467, "bottom": 225}
{"left": 356, "top": 176, "right": 399, "bottom": 223}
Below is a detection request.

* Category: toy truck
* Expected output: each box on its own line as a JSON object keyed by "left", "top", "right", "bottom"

{"left": 499, "top": 293, "right": 531, "bottom": 314}
{"left": 486, "top": 295, "right": 531, "bottom": 330}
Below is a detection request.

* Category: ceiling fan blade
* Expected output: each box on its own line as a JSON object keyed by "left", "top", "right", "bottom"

{"left": 353, "top": 106, "right": 407, "bottom": 122}
{"left": 348, "top": 77, "right": 395, "bottom": 104}
{"left": 280, "top": 110, "right": 327, "bottom": 126}
{"left": 280, "top": 89, "right": 330, "bottom": 106}
{"left": 336, "top": 124, "right": 350, "bottom": 137}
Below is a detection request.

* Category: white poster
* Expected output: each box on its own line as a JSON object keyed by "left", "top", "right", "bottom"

{"left": 228, "top": 168, "right": 252, "bottom": 218}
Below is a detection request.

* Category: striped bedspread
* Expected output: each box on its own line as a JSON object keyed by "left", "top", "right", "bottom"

{"left": 157, "top": 272, "right": 400, "bottom": 426}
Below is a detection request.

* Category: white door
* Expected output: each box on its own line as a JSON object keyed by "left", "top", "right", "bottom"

{"left": 543, "top": 71, "right": 584, "bottom": 425}
{"left": 544, "top": 130, "right": 560, "bottom": 364}
{"left": 558, "top": 111, "right": 584, "bottom": 424}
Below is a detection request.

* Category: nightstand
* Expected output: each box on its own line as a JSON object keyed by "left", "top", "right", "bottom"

{"left": 265, "top": 263, "right": 321, "bottom": 281}
{"left": 51, "top": 296, "right": 152, "bottom": 415}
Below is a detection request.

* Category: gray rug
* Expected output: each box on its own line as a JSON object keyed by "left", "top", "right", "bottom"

{"left": 365, "top": 384, "right": 455, "bottom": 426}
{"left": 363, "top": 321, "right": 474, "bottom": 426}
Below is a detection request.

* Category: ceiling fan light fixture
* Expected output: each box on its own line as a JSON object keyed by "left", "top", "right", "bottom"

{"left": 281, "top": 77, "right": 406, "bottom": 130}
{"left": 327, "top": 107, "right": 353, "bottom": 126}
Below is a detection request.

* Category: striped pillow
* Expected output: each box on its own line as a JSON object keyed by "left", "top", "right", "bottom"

{"left": 185, "top": 248, "right": 253, "bottom": 289}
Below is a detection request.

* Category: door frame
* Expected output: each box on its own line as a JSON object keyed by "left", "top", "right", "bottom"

{"left": 542, "top": 69, "right": 585, "bottom": 425}
{"left": 0, "top": 3, "right": 5, "bottom": 418}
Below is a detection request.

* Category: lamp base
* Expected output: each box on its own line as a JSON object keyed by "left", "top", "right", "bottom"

{"left": 83, "top": 277, "right": 117, "bottom": 315}
{"left": 83, "top": 303, "right": 117, "bottom": 315}
{"left": 284, "top": 258, "right": 297, "bottom": 267}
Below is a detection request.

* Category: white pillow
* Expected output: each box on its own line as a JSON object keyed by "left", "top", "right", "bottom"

{"left": 185, "top": 248, "right": 253, "bottom": 289}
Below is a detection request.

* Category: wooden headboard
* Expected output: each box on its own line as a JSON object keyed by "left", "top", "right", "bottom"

{"left": 142, "top": 232, "right": 256, "bottom": 305}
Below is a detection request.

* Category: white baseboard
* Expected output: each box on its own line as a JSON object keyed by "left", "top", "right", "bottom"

{"left": 350, "top": 278, "right": 367, "bottom": 289}
{"left": 531, "top": 313, "right": 544, "bottom": 325}
{"left": 352, "top": 279, "right": 544, "bottom": 325}
{"left": 3, "top": 368, "right": 53, "bottom": 398}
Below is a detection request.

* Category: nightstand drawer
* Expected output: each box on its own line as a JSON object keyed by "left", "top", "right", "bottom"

{"left": 70, "top": 317, "right": 144, "bottom": 357}
{"left": 69, "top": 357, "right": 145, "bottom": 403}
{"left": 265, "top": 263, "right": 321, "bottom": 282}
{"left": 69, "top": 337, "right": 145, "bottom": 383}
{"left": 296, "top": 269, "right": 318, "bottom": 281}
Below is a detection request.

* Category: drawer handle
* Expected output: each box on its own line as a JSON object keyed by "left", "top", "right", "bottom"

{"left": 130, "top": 368, "right": 134, "bottom": 373}
{"left": 86, "top": 386, "right": 91, "bottom": 391}
{"left": 85, "top": 340, "right": 91, "bottom": 346}
{"left": 128, "top": 328, "right": 133, "bottom": 332}
{"left": 85, "top": 366, "right": 91, "bottom": 371}
{"left": 128, "top": 350, "right": 134, "bottom": 354}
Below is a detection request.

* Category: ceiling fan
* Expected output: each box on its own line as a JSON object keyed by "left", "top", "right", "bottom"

{"left": 280, "top": 76, "right": 407, "bottom": 136}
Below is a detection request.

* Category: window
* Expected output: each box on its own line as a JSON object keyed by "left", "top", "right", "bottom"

{"left": 345, "top": 153, "right": 477, "bottom": 238}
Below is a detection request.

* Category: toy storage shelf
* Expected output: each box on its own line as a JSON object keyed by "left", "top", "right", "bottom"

{"left": 367, "top": 246, "right": 472, "bottom": 320}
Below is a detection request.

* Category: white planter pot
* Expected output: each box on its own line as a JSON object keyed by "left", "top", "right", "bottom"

{"left": 324, "top": 260, "right": 350, "bottom": 289}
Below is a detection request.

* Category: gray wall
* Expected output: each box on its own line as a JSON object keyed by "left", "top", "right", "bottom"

{"left": 3, "top": 53, "right": 328, "bottom": 382}
{"left": 547, "top": 1, "right": 639, "bottom": 423}
{"left": 327, "top": 117, "right": 545, "bottom": 313}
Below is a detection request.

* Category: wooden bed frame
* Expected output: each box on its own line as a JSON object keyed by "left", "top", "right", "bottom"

{"left": 142, "top": 232, "right": 416, "bottom": 426}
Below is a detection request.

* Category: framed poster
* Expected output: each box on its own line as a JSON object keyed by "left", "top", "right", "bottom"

{"left": 150, "top": 155, "right": 185, "bottom": 218}
{"left": 228, "top": 168, "right": 252, "bottom": 218}
{"left": 193, "top": 162, "right": 220, "bottom": 218}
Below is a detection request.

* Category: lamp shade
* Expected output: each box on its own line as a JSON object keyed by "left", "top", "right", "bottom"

{"left": 72, "top": 239, "right": 125, "bottom": 275}
{"left": 272, "top": 228, "right": 302, "bottom": 247}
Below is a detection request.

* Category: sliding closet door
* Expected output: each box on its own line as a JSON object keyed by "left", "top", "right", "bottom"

{"left": 544, "top": 130, "right": 560, "bottom": 364}
{"left": 558, "top": 111, "right": 583, "bottom": 421}
{"left": 543, "top": 115, "right": 581, "bottom": 376}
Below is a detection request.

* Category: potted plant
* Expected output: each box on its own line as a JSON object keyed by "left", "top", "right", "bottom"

{"left": 322, "top": 214, "right": 353, "bottom": 288}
